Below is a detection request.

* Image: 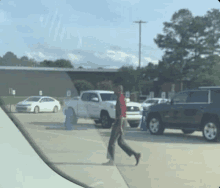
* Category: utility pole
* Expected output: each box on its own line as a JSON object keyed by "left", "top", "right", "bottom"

{"left": 134, "top": 20, "right": 147, "bottom": 69}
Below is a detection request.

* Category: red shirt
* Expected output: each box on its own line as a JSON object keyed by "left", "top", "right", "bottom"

{"left": 119, "top": 93, "right": 126, "bottom": 118}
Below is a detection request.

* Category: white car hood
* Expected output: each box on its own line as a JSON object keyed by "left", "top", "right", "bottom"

{"left": 18, "top": 101, "right": 37, "bottom": 105}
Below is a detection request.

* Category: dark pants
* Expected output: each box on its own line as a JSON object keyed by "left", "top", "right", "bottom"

{"left": 107, "top": 117, "right": 137, "bottom": 161}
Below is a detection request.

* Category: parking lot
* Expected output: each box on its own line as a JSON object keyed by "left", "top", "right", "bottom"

{"left": 11, "top": 110, "right": 220, "bottom": 188}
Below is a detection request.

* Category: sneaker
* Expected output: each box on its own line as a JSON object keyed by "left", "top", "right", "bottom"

{"left": 135, "top": 153, "right": 141, "bottom": 166}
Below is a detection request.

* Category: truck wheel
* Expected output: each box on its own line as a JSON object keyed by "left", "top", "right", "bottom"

{"left": 147, "top": 115, "right": 164, "bottom": 135}
{"left": 101, "top": 112, "right": 112, "bottom": 128}
{"left": 202, "top": 118, "right": 220, "bottom": 142}
{"left": 182, "top": 130, "right": 195, "bottom": 134}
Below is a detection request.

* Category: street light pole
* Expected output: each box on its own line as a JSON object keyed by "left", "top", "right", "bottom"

{"left": 134, "top": 20, "right": 147, "bottom": 69}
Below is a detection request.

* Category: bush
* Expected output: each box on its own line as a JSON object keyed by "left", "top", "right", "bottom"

{"left": 96, "top": 80, "right": 114, "bottom": 91}
{"left": 73, "top": 80, "right": 94, "bottom": 94}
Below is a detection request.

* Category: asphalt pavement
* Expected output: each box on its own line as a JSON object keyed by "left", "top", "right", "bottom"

{"left": 12, "top": 111, "right": 220, "bottom": 188}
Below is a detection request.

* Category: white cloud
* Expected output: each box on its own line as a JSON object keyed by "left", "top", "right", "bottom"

{"left": 67, "top": 53, "right": 82, "bottom": 62}
{"left": 96, "top": 50, "right": 140, "bottom": 66}
{"left": 144, "top": 57, "right": 158, "bottom": 64}
{"left": 25, "top": 47, "right": 158, "bottom": 69}
{"left": 25, "top": 52, "right": 54, "bottom": 61}
{"left": 38, "top": 52, "right": 45, "bottom": 58}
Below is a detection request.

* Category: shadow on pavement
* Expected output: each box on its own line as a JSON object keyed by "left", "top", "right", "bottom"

{"left": 99, "top": 130, "right": 220, "bottom": 144}
{"left": 30, "top": 122, "right": 103, "bottom": 130}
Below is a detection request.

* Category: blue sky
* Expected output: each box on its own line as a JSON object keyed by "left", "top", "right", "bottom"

{"left": 0, "top": 0, "right": 219, "bottom": 69}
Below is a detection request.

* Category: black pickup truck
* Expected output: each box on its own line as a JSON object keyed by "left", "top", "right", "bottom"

{"left": 144, "top": 86, "right": 220, "bottom": 142}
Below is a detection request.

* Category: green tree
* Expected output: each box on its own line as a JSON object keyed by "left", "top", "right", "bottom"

{"left": 154, "top": 8, "right": 219, "bottom": 88}
{"left": 204, "top": 9, "right": 220, "bottom": 56}
{"left": 118, "top": 65, "right": 137, "bottom": 92}
{"left": 19, "top": 56, "right": 38, "bottom": 67}
{"left": 154, "top": 9, "right": 194, "bottom": 82}
{"left": 73, "top": 80, "right": 94, "bottom": 94}
{"left": 39, "top": 60, "right": 55, "bottom": 67}
{"left": 54, "top": 59, "right": 73, "bottom": 68}
{"left": 0, "top": 56, "right": 3, "bottom": 65}
{"left": 188, "top": 64, "right": 220, "bottom": 88}
{"left": 39, "top": 59, "right": 73, "bottom": 68}
{"left": 2, "top": 51, "right": 19, "bottom": 66}
{"left": 96, "top": 80, "right": 114, "bottom": 91}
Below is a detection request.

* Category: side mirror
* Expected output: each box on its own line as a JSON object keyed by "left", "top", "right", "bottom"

{"left": 91, "top": 97, "right": 99, "bottom": 102}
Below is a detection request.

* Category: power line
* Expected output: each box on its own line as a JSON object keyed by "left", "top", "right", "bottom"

{"left": 134, "top": 20, "right": 147, "bottom": 69}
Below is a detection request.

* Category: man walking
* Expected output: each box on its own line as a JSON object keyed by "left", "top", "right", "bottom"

{"left": 103, "top": 85, "right": 141, "bottom": 166}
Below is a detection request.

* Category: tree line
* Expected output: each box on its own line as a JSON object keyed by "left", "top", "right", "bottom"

{"left": 0, "top": 52, "right": 106, "bottom": 70}
{"left": 0, "top": 52, "right": 74, "bottom": 68}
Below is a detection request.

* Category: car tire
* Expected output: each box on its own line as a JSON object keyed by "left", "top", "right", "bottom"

{"left": 53, "top": 106, "right": 58, "bottom": 113}
{"left": 101, "top": 112, "right": 112, "bottom": 128}
{"left": 182, "top": 130, "right": 195, "bottom": 134}
{"left": 129, "top": 123, "right": 139, "bottom": 128}
{"left": 147, "top": 115, "right": 164, "bottom": 135}
{"left": 202, "top": 118, "right": 220, "bottom": 142}
{"left": 34, "top": 106, "right": 39, "bottom": 114}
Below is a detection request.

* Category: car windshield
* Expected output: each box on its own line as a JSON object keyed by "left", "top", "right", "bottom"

{"left": 100, "top": 93, "right": 117, "bottom": 101}
{"left": 25, "top": 97, "right": 41, "bottom": 102}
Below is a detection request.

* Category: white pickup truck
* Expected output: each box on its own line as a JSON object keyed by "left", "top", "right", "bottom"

{"left": 63, "top": 90, "right": 143, "bottom": 128}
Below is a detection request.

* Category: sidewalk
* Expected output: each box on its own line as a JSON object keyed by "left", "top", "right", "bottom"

{"left": 19, "top": 119, "right": 130, "bottom": 188}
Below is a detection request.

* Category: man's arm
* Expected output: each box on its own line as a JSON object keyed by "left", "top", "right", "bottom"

{"left": 116, "top": 99, "right": 122, "bottom": 119}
